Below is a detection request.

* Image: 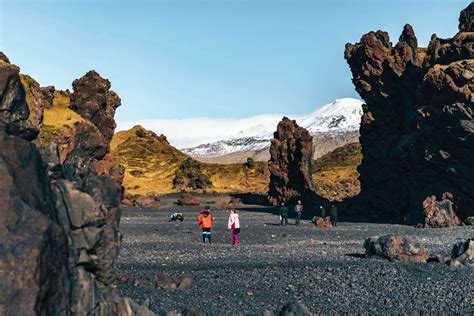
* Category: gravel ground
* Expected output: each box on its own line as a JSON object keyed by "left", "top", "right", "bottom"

{"left": 116, "top": 204, "right": 474, "bottom": 315}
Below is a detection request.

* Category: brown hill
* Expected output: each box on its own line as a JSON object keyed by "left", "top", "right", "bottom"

{"left": 110, "top": 126, "right": 270, "bottom": 195}
{"left": 111, "top": 126, "right": 361, "bottom": 200}
{"left": 312, "top": 142, "right": 362, "bottom": 201}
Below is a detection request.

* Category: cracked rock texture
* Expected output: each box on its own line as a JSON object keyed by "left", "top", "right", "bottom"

{"left": 268, "top": 117, "right": 319, "bottom": 209}
{"left": 344, "top": 3, "right": 474, "bottom": 225}
{"left": 0, "top": 53, "right": 152, "bottom": 315}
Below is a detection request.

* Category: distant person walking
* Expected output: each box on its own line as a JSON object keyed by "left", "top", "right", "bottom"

{"left": 320, "top": 205, "right": 326, "bottom": 218}
{"left": 330, "top": 204, "right": 338, "bottom": 227}
{"left": 227, "top": 209, "right": 240, "bottom": 246}
{"left": 197, "top": 206, "right": 214, "bottom": 244}
{"left": 294, "top": 200, "right": 303, "bottom": 226}
{"left": 279, "top": 202, "right": 289, "bottom": 226}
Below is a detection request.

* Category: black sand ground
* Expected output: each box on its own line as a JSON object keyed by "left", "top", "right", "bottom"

{"left": 116, "top": 202, "right": 474, "bottom": 315}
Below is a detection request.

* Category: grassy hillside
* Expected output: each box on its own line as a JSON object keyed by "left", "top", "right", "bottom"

{"left": 39, "top": 90, "right": 83, "bottom": 144}
{"left": 312, "top": 142, "right": 361, "bottom": 201}
{"left": 111, "top": 126, "right": 188, "bottom": 195}
{"left": 111, "top": 126, "right": 270, "bottom": 195}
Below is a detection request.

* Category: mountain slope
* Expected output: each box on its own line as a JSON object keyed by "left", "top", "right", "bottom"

{"left": 182, "top": 98, "right": 363, "bottom": 162}
{"left": 111, "top": 126, "right": 361, "bottom": 200}
{"left": 110, "top": 126, "right": 269, "bottom": 195}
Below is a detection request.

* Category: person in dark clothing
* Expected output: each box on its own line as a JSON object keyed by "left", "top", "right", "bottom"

{"left": 330, "top": 204, "right": 338, "bottom": 226}
{"left": 320, "top": 205, "right": 326, "bottom": 218}
{"left": 294, "top": 200, "right": 303, "bottom": 226}
{"left": 279, "top": 202, "right": 289, "bottom": 226}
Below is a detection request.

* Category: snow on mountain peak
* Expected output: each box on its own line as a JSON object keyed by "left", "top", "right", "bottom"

{"left": 116, "top": 98, "right": 363, "bottom": 152}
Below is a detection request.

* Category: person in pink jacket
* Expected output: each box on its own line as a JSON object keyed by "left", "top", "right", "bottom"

{"left": 227, "top": 209, "right": 240, "bottom": 246}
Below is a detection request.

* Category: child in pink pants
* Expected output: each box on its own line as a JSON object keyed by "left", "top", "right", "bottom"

{"left": 227, "top": 209, "right": 240, "bottom": 246}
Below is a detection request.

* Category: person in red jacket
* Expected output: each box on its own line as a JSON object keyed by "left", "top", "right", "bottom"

{"left": 197, "top": 206, "right": 214, "bottom": 244}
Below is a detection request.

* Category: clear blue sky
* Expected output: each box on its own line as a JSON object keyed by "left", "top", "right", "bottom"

{"left": 0, "top": 0, "right": 467, "bottom": 121}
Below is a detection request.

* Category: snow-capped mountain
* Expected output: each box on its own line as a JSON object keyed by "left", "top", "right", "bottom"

{"left": 181, "top": 98, "right": 363, "bottom": 160}
{"left": 116, "top": 98, "right": 363, "bottom": 162}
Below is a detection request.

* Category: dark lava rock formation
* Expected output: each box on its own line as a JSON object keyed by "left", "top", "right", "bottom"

{"left": 420, "top": 193, "right": 461, "bottom": 228}
{"left": 345, "top": 3, "right": 474, "bottom": 225}
{"left": 268, "top": 117, "right": 317, "bottom": 207}
{"left": 70, "top": 70, "right": 121, "bottom": 144}
{"left": 0, "top": 54, "right": 151, "bottom": 315}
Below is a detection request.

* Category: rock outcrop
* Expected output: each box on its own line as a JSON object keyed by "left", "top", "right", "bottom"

{"left": 0, "top": 53, "right": 151, "bottom": 315}
{"left": 364, "top": 235, "right": 430, "bottom": 262}
{"left": 268, "top": 117, "right": 316, "bottom": 206}
{"left": 312, "top": 216, "right": 331, "bottom": 228}
{"left": 0, "top": 56, "right": 36, "bottom": 140}
{"left": 70, "top": 70, "right": 121, "bottom": 144}
{"left": 177, "top": 194, "right": 201, "bottom": 206}
{"left": 19, "top": 74, "right": 54, "bottom": 141}
{"left": 419, "top": 194, "right": 461, "bottom": 228}
{"left": 122, "top": 192, "right": 161, "bottom": 208}
{"left": 345, "top": 3, "right": 474, "bottom": 224}
{"left": 433, "top": 238, "right": 474, "bottom": 268}
{"left": 0, "top": 133, "right": 70, "bottom": 315}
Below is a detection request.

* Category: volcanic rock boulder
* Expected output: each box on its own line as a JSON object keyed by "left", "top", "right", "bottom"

{"left": 433, "top": 238, "right": 474, "bottom": 268}
{"left": 268, "top": 117, "right": 316, "bottom": 206}
{"left": 177, "top": 194, "right": 201, "bottom": 206}
{"left": 364, "top": 235, "right": 430, "bottom": 262}
{"left": 345, "top": 3, "right": 474, "bottom": 223}
{"left": 134, "top": 193, "right": 161, "bottom": 208}
{"left": 420, "top": 194, "right": 461, "bottom": 228}
{"left": 312, "top": 216, "right": 331, "bottom": 228}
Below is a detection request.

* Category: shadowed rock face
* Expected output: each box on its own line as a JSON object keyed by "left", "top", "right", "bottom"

{"left": 459, "top": 2, "right": 474, "bottom": 32}
{"left": 0, "top": 53, "right": 150, "bottom": 315}
{"left": 268, "top": 117, "right": 316, "bottom": 206}
{"left": 0, "top": 133, "right": 70, "bottom": 316}
{"left": 0, "top": 57, "right": 35, "bottom": 140}
{"left": 345, "top": 4, "right": 473, "bottom": 225}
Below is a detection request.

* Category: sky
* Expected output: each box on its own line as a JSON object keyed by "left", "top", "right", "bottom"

{"left": 0, "top": 0, "right": 467, "bottom": 122}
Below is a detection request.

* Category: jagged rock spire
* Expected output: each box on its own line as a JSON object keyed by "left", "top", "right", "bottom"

{"left": 459, "top": 2, "right": 474, "bottom": 32}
